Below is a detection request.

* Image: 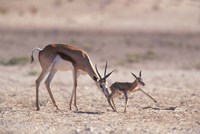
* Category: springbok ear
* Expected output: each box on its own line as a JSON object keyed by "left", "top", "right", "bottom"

{"left": 131, "top": 72, "right": 137, "bottom": 79}
{"left": 139, "top": 70, "right": 142, "bottom": 77}
{"left": 103, "top": 70, "right": 115, "bottom": 80}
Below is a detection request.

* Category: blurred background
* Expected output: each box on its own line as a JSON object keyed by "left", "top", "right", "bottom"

{"left": 1, "top": 0, "right": 200, "bottom": 31}
{"left": 0, "top": 0, "right": 200, "bottom": 69}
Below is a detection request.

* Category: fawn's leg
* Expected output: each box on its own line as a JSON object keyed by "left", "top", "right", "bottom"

{"left": 123, "top": 91, "right": 128, "bottom": 113}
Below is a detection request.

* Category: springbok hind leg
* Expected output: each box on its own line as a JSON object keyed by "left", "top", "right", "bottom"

{"left": 35, "top": 69, "right": 48, "bottom": 111}
{"left": 44, "top": 68, "right": 59, "bottom": 110}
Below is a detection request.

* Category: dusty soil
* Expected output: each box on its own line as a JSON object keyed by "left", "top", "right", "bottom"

{"left": 0, "top": 29, "right": 200, "bottom": 134}
{"left": 0, "top": 0, "right": 200, "bottom": 134}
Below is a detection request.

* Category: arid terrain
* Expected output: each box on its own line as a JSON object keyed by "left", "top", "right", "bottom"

{"left": 0, "top": 0, "right": 200, "bottom": 134}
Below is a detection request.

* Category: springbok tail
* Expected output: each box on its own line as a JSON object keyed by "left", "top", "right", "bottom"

{"left": 30, "top": 48, "right": 43, "bottom": 63}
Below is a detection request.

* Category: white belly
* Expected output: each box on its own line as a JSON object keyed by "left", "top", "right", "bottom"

{"left": 53, "top": 55, "right": 73, "bottom": 71}
{"left": 52, "top": 55, "right": 87, "bottom": 75}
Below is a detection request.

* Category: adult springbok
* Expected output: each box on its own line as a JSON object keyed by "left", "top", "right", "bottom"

{"left": 108, "top": 71, "right": 157, "bottom": 113}
{"left": 31, "top": 44, "right": 114, "bottom": 111}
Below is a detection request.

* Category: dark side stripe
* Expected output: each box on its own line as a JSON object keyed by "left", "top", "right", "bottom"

{"left": 56, "top": 52, "right": 75, "bottom": 65}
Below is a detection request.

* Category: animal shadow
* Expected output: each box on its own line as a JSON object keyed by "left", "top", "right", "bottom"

{"left": 74, "top": 110, "right": 104, "bottom": 115}
{"left": 143, "top": 106, "right": 177, "bottom": 111}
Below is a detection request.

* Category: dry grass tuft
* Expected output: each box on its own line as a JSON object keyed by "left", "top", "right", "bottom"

{"left": 28, "top": 70, "right": 38, "bottom": 76}
{"left": 194, "top": 62, "right": 200, "bottom": 70}
{"left": 118, "top": 50, "right": 156, "bottom": 65}
{"left": 0, "top": 56, "right": 29, "bottom": 66}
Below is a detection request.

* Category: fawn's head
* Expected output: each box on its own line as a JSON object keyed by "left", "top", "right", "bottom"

{"left": 131, "top": 71, "right": 145, "bottom": 86}
{"left": 95, "top": 62, "right": 115, "bottom": 98}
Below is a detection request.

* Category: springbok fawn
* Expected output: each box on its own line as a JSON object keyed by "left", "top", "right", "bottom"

{"left": 108, "top": 71, "right": 157, "bottom": 113}
{"left": 31, "top": 44, "right": 114, "bottom": 111}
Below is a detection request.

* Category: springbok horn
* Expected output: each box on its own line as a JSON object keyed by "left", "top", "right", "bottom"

{"left": 104, "top": 61, "right": 108, "bottom": 77}
{"left": 103, "top": 70, "right": 115, "bottom": 80}
{"left": 95, "top": 64, "right": 102, "bottom": 79}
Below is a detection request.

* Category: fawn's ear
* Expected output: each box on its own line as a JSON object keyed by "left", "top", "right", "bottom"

{"left": 131, "top": 72, "right": 137, "bottom": 79}
{"left": 139, "top": 70, "right": 142, "bottom": 77}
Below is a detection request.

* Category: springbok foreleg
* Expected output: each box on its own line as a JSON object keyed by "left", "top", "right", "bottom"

{"left": 107, "top": 97, "right": 116, "bottom": 111}
{"left": 139, "top": 88, "right": 157, "bottom": 103}
{"left": 108, "top": 91, "right": 118, "bottom": 111}
{"left": 111, "top": 98, "right": 117, "bottom": 111}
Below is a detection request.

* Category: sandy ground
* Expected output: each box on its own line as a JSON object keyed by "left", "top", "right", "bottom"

{"left": 0, "top": 29, "right": 200, "bottom": 134}
{"left": 0, "top": 0, "right": 200, "bottom": 134}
